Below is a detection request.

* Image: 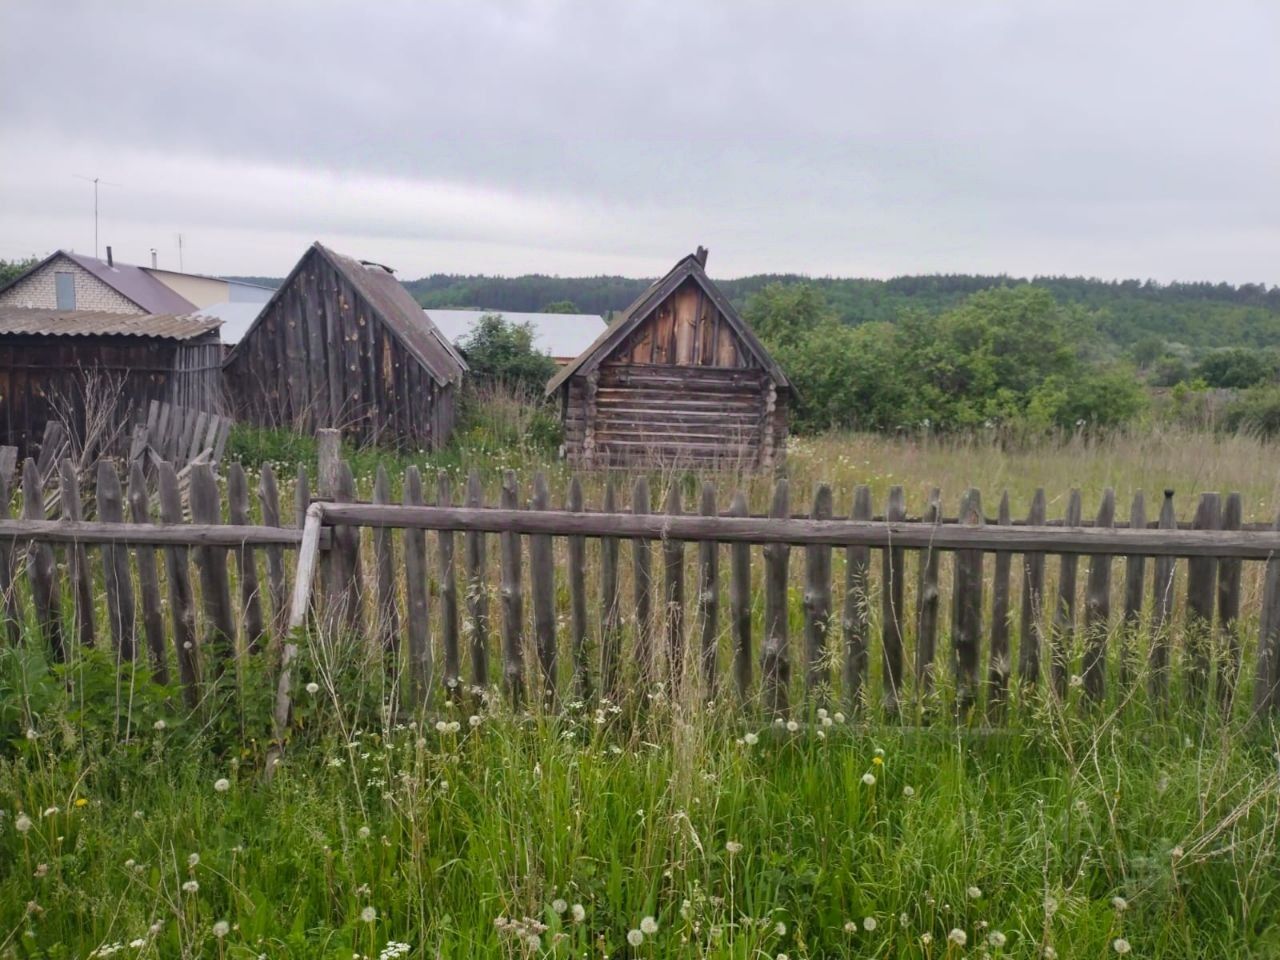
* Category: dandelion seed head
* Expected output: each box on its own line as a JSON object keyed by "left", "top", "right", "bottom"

{"left": 305, "top": 682, "right": 320, "bottom": 695}
{"left": 571, "top": 904, "right": 585, "bottom": 923}
{"left": 785, "top": 720, "right": 799, "bottom": 733}
{"left": 360, "top": 906, "right": 377, "bottom": 923}
{"left": 967, "top": 886, "right": 982, "bottom": 899}
{"left": 863, "top": 916, "right": 877, "bottom": 931}
{"left": 213, "top": 778, "right": 230, "bottom": 793}
{"left": 743, "top": 732, "right": 759, "bottom": 746}
{"left": 551, "top": 899, "right": 567, "bottom": 915}
{"left": 1112, "top": 938, "right": 1131, "bottom": 955}
{"left": 212, "top": 920, "right": 229, "bottom": 938}
{"left": 640, "top": 916, "right": 658, "bottom": 935}
{"left": 862, "top": 772, "right": 876, "bottom": 786}
{"left": 1111, "top": 896, "right": 1128, "bottom": 912}
{"left": 989, "top": 930, "right": 1007, "bottom": 947}
{"left": 948, "top": 929, "right": 967, "bottom": 946}
{"left": 726, "top": 840, "right": 743, "bottom": 855}
{"left": 15, "top": 813, "right": 32, "bottom": 834}
{"left": 627, "top": 929, "right": 644, "bottom": 947}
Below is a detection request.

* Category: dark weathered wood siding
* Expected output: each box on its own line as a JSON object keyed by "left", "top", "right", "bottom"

{"left": 223, "top": 249, "right": 456, "bottom": 450}
{"left": 0, "top": 332, "right": 222, "bottom": 457}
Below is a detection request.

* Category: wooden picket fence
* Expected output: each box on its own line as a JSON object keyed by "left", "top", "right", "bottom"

{"left": 4, "top": 430, "right": 1280, "bottom": 766}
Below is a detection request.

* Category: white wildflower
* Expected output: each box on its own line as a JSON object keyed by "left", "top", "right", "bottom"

{"left": 214, "top": 778, "right": 230, "bottom": 793}
{"left": 1112, "top": 938, "right": 1131, "bottom": 955}
{"left": 949, "top": 928, "right": 967, "bottom": 946}
{"left": 305, "top": 682, "right": 320, "bottom": 695}
{"left": 212, "top": 920, "right": 230, "bottom": 938}
{"left": 862, "top": 772, "right": 876, "bottom": 786}
{"left": 863, "top": 916, "right": 877, "bottom": 931}
{"left": 15, "top": 813, "right": 32, "bottom": 834}
{"left": 1112, "top": 896, "right": 1128, "bottom": 912}
{"left": 743, "top": 732, "right": 759, "bottom": 746}
{"left": 627, "top": 929, "right": 644, "bottom": 947}
{"left": 903, "top": 785, "right": 915, "bottom": 798}
{"left": 785, "top": 720, "right": 799, "bottom": 733}
{"left": 357, "top": 825, "right": 371, "bottom": 839}
{"left": 188, "top": 853, "right": 200, "bottom": 867}
{"left": 640, "top": 916, "right": 658, "bottom": 935}
{"left": 571, "top": 903, "right": 585, "bottom": 923}
{"left": 967, "top": 886, "right": 982, "bottom": 900}
{"left": 182, "top": 880, "right": 199, "bottom": 893}
{"left": 153, "top": 719, "right": 166, "bottom": 731}
{"left": 989, "top": 930, "right": 1007, "bottom": 947}
{"left": 360, "top": 906, "right": 377, "bottom": 923}
{"left": 551, "top": 898, "right": 567, "bottom": 915}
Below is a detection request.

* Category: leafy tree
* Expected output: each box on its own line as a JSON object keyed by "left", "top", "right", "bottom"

{"left": 540, "top": 300, "right": 581, "bottom": 314}
{"left": 1194, "top": 348, "right": 1278, "bottom": 389}
{"left": 457, "top": 313, "right": 557, "bottom": 393}
{"left": 0, "top": 255, "right": 39, "bottom": 287}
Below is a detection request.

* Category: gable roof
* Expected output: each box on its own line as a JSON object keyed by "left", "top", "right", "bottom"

{"left": 0, "top": 305, "right": 220, "bottom": 341}
{"left": 425, "top": 308, "right": 606, "bottom": 360}
{"left": 0, "top": 250, "right": 200, "bottom": 314}
{"left": 224, "top": 242, "right": 466, "bottom": 386}
{"left": 545, "top": 250, "right": 789, "bottom": 396}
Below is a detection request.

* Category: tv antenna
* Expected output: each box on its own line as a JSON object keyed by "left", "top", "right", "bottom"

{"left": 72, "top": 174, "right": 123, "bottom": 260}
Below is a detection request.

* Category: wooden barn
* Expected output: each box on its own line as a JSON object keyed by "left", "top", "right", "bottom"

{"left": 0, "top": 306, "right": 222, "bottom": 457}
{"left": 223, "top": 243, "right": 466, "bottom": 450}
{"left": 546, "top": 248, "right": 790, "bottom": 468}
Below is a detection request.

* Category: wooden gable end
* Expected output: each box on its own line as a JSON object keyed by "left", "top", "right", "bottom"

{"left": 606, "top": 276, "right": 752, "bottom": 369}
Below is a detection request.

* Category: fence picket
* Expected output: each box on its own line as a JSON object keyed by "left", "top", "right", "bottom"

{"left": 332, "top": 462, "right": 363, "bottom": 633}
{"left": 1121, "top": 491, "right": 1146, "bottom": 692}
{"left": 804, "top": 483, "right": 833, "bottom": 701}
{"left": 23, "top": 460, "right": 63, "bottom": 660}
{"left": 882, "top": 485, "right": 906, "bottom": 714}
{"left": 729, "top": 491, "right": 752, "bottom": 704}
{"left": 663, "top": 484, "right": 685, "bottom": 687}
{"left": 499, "top": 471, "right": 525, "bottom": 705}
{"left": 258, "top": 463, "right": 289, "bottom": 639}
{"left": 843, "top": 486, "right": 872, "bottom": 713}
{"left": 60, "top": 459, "right": 96, "bottom": 651}
{"left": 762, "top": 478, "right": 791, "bottom": 717}
{"left": 437, "top": 474, "right": 461, "bottom": 697}
{"left": 567, "top": 477, "right": 591, "bottom": 700}
{"left": 402, "top": 467, "right": 433, "bottom": 704}
{"left": 1051, "top": 489, "right": 1083, "bottom": 697}
{"left": 915, "top": 488, "right": 942, "bottom": 703}
{"left": 531, "top": 472, "right": 557, "bottom": 702}
{"left": 1149, "top": 490, "right": 1177, "bottom": 704}
{"left": 1252, "top": 509, "right": 1280, "bottom": 717}
{"left": 1082, "top": 489, "right": 1115, "bottom": 704}
{"left": 600, "top": 479, "right": 623, "bottom": 700}
{"left": 189, "top": 463, "right": 236, "bottom": 677}
{"left": 372, "top": 465, "right": 400, "bottom": 664}
{"left": 698, "top": 481, "right": 719, "bottom": 697}
{"left": 1186, "top": 492, "right": 1221, "bottom": 702}
{"left": 987, "top": 491, "right": 1012, "bottom": 714}
{"left": 158, "top": 462, "right": 199, "bottom": 706}
{"left": 1017, "top": 489, "right": 1047, "bottom": 686}
{"left": 1217, "top": 492, "right": 1243, "bottom": 711}
{"left": 952, "top": 488, "right": 984, "bottom": 718}
{"left": 631, "top": 477, "right": 654, "bottom": 686}
{"left": 97, "top": 461, "right": 137, "bottom": 662}
{"left": 127, "top": 462, "right": 167, "bottom": 681}
{"left": 0, "top": 461, "right": 22, "bottom": 647}
{"left": 464, "top": 471, "right": 489, "bottom": 689}
{"left": 228, "top": 464, "right": 266, "bottom": 654}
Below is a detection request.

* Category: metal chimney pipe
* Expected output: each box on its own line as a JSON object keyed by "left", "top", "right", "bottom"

{"left": 106, "top": 246, "right": 113, "bottom": 267}
{"left": 150, "top": 248, "right": 157, "bottom": 268}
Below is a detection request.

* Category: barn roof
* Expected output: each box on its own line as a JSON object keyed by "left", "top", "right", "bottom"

{"left": 0, "top": 250, "right": 200, "bottom": 314}
{"left": 0, "top": 306, "right": 221, "bottom": 341}
{"left": 545, "top": 249, "right": 789, "bottom": 396}
{"left": 224, "top": 242, "right": 466, "bottom": 386}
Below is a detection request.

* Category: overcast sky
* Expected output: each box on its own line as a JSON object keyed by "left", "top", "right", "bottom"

{"left": 1, "top": 1, "right": 1277, "bottom": 283}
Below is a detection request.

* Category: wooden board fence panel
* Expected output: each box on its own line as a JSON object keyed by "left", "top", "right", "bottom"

{"left": 600, "top": 479, "right": 623, "bottom": 700}
{"left": 97, "top": 460, "right": 137, "bottom": 662}
{"left": 762, "top": 479, "right": 790, "bottom": 717}
{"left": 1217, "top": 492, "right": 1243, "bottom": 710}
{"left": 1051, "top": 490, "right": 1083, "bottom": 697}
{"left": 1018, "top": 489, "right": 1047, "bottom": 686}
{"left": 804, "top": 484, "right": 833, "bottom": 700}
{"left": 1121, "top": 491, "right": 1147, "bottom": 691}
{"left": 372, "top": 465, "right": 401, "bottom": 660}
{"left": 60, "top": 459, "right": 96, "bottom": 652}
{"left": 952, "top": 489, "right": 984, "bottom": 718}
{"left": 1150, "top": 490, "right": 1177, "bottom": 703}
{"left": 987, "top": 491, "right": 1012, "bottom": 714}
{"left": 464, "top": 471, "right": 489, "bottom": 690}
{"left": 531, "top": 473, "right": 557, "bottom": 701}
{"left": 663, "top": 484, "right": 686, "bottom": 687}
{"left": 23, "top": 459, "right": 63, "bottom": 661}
{"left": 258, "top": 463, "right": 288, "bottom": 639}
{"left": 402, "top": 466, "right": 433, "bottom": 703}
{"left": 228, "top": 463, "right": 266, "bottom": 655}
{"left": 0, "top": 458, "right": 23, "bottom": 647}
{"left": 1186, "top": 493, "right": 1221, "bottom": 702}
{"left": 128, "top": 461, "right": 168, "bottom": 681}
{"left": 189, "top": 463, "right": 236, "bottom": 678}
{"left": 881, "top": 485, "right": 906, "bottom": 714}
{"left": 567, "top": 478, "right": 591, "bottom": 700}
{"left": 843, "top": 486, "right": 872, "bottom": 712}
{"left": 1082, "top": 489, "right": 1116, "bottom": 704}
{"left": 499, "top": 471, "right": 525, "bottom": 705}
{"left": 157, "top": 462, "right": 199, "bottom": 706}
{"left": 631, "top": 477, "right": 654, "bottom": 685}
{"left": 729, "top": 491, "right": 752, "bottom": 704}
{"left": 698, "top": 481, "right": 719, "bottom": 696}
{"left": 915, "top": 488, "right": 942, "bottom": 702}
{"left": 437, "top": 474, "right": 461, "bottom": 696}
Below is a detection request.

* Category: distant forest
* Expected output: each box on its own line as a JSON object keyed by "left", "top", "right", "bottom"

{"left": 224, "top": 272, "right": 1280, "bottom": 356}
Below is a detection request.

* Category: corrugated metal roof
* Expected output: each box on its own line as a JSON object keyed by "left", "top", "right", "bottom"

{"left": 59, "top": 251, "right": 198, "bottom": 314}
{"left": 0, "top": 306, "right": 221, "bottom": 341}
{"left": 425, "top": 309, "right": 606, "bottom": 360}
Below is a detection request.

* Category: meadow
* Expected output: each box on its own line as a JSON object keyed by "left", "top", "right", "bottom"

{"left": 4, "top": 425, "right": 1280, "bottom": 959}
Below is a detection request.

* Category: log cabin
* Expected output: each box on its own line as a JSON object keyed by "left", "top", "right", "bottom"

{"left": 547, "top": 248, "right": 790, "bottom": 468}
{"left": 222, "top": 243, "right": 466, "bottom": 450}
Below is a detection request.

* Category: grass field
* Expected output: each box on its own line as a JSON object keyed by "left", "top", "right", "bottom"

{"left": 4, "top": 427, "right": 1280, "bottom": 959}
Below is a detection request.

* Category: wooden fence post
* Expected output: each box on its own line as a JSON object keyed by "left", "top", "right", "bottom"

{"left": 437, "top": 473, "right": 461, "bottom": 697}
{"left": 804, "top": 483, "right": 833, "bottom": 701}
{"left": 663, "top": 484, "right": 686, "bottom": 688}
{"left": 60, "top": 460, "right": 96, "bottom": 652}
{"left": 915, "top": 488, "right": 942, "bottom": 703}
{"left": 189, "top": 462, "right": 236, "bottom": 678}
{"left": 0, "top": 460, "right": 22, "bottom": 647}
{"left": 1186, "top": 492, "right": 1221, "bottom": 703}
{"left": 127, "top": 461, "right": 168, "bottom": 682}
{"left": 464, "top": 471, "right": 489, "bottom": 690}
{"left": 882, "top": 485, "right": 906, "bottom": 714}
{"left": 1082, "top": 489, "right": 1115, "bottom": 704}
{"left": 567, "top": 477, "right": 591, "bottom": 701}
{"left": 258, "top": 464, "right": 289, "bottom": 640}
{"left": 600, "top": 479, "right": 623, "bottom": 701}
{"left": 97, "top": 461, "right": 137, "bottom": 663}
{"left": 729, "top": 491, "right": 752, "bottom": 704}
{"left": 23, "top": 459, "right": 62, "bottom": 661}
{"left": 1149, "top": 490, "right": 1177, "bottom": 704}
{"left": 371, "top": 464, "right": 401, "bottom": 676}
{"left": 1051, "top": 489, "right": 1082, "bottom": 698}
{"left": 952, "top": 488, "right": 985, "bottom": 719}
{"left": 631, "top": 476, "right": 653, "bottom": 687}
{"left": 762, "top": 478, "right": 791, "bottom": 717}
{"left": 499, "top": 471, "right": 525, "bottom": 705}
{"left": 1251, "top": 509, "right": 1280, "bottom": 718}
{"left": 987, "top": 491, "right": 1012, "bottom": 714}
{"left": 698, "top": 481, "right": 719, "bottom": 697}
{"left": 332, "top": 461, "right": 363, "bottom": 634}
{"left": 228, "top": 464, "right": 266, "bottom": 654}
{"left": 1121, "top": 491, "right": 1146, "bottom": 692}
{"left": 157, "top": 462, "right": 199, "bottom": 706}
{"left": 843, "top": 485, "right": 872, "bottom": 713}
{"left": 1017, "top": 489, "right": 1047, "bottom": 686}
{"left": 402, "top": 466, "right": 433, "bottom": 704}
{"left": 1217, "top": 492, "right": 1243, "bottom": 712}
{"left": 530, "top": 472, "right": 557, "bottom": 703}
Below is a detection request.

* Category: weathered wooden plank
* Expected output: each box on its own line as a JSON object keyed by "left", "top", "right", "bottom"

{"left": 697, "top": 481, "right": 719, "bottom": 697}
{"left": 728, "top": 491, "right": 752, "bottom": 703}
{"left": 402, "top": 467, "right": 433, "bottom": 704}
{"left": 1216, "top": 492, "right": 1243, "bottom": 712}
{"left": 600, "top": 479, "right": 623, "bottom": 700}
{"left": 987, "top": 491, "right": 1012, "bottom": 714}
{"left": 436, "top": 474, "right": 461, "bottom": 697}
{"left": 530, "top": 472, "right": 557, "bottom": 702}
{"left": 843, "top": 486, "right": 872, "bottom": 712}
{"left": 97, "top": 460, "right": 137, "bottom": 662}
{"left": 1081, "top": 489, "right": 1115, "bottom": 704}
{"left": 914, "top": 488, "right": 942, "bottom": 701}
{"left": 331, "top": 461, "right": 363, "bottom": 633}
{"left": 881, "top": 485, "right": 906, "bottom": 714}
{"left": 499, "top": 471, "right": 525, "bottom": 705}
{"left": 1149, "top": 490, "right": 1177, "bottom": 703}
{"left": 60, "top": 460, "right": 96, "bottom": 651}
{"left": 189, "top": 463, "right": 236, "bottom": 677}
{"left": 762, "top": 479, "right": 791, "bottom": 717}
{"left": 128, "top": 461, "right": 168, "bottom": 681}
{"left": 371, "top": 465, "right": 401, "bottom": 665}
{"left": 258, "top": 463, "right": 289, "bottom": 638}
{"left": 1120, "top": 491, "right": 1146, "bottom": 692}
{"left": 1050, "top": 489, "right": 1083, "bottom": 698}
{"left": 662, "top": 484, "right": 686, "bottom": 687}
{"left": 803, "top": 483, "right": 833, "bottom": 700}
{"left": 631, "top": 476, "right": 653, "bottom": 686}
{"left": 227, "top": 464, "right": 266, "bottom": 654}
{"left": 463, "top": 471, "right": 489, "bottom": 690}
{"left": 0, "top": 456, "right": 23, "bottom": 647}
{"left": 567, "top": 477, "right": 591, "bottom": 700}
{"left": 1251, "top": 509, "right": 1280, "bottom": 718}
{"left": 952, "top": 489, "right": 984, "bottom": 719}
{"left": 157, "top": 461, "right": 199, "bottom": 706}
{"left": 23, "top": 459, "right": 62, "bottom": 660}
{"left": 1185, "top": 493, "right": 1221, "bottom": 703}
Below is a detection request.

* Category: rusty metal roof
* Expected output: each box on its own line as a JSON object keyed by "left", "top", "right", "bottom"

{"left": 0, "top": 306, "right": 222, "bottom": 341}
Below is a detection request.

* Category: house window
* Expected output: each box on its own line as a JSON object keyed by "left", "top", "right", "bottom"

{"left": 55, "top": 272, "right": 76, "bottom": 309}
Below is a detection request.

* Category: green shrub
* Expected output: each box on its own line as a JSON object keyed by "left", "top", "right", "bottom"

{"left": 1226, "top": 383, "right": 1280, "bottom": 437}
{"left": 458, "top": 313, "right": 558, "bottom": 394}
